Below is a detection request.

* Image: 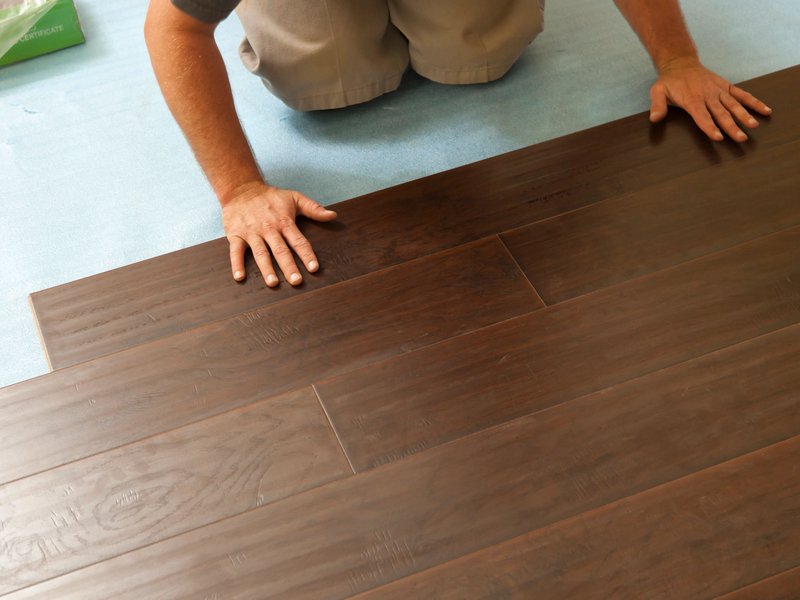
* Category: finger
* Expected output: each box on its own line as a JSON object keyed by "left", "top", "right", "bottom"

{"left": 720, "top": 93, "right": 758, "bottom": 129}
{"left": 729, "top": 85, "right": 772, "bottom": 116}
{"left": 708, "top": 98, "right": 747, "bottom": 142}
{"left": 281, "top": 222, "right": 320, "bottom": 273}
{"left": 295, "top": 192, "right": 337, "bottom": 222}
{"left": 649, "top": 84, "right": 669, "bottom": 122}
{"left": 263, "top": 228, "right": 303, "bottom": 286}
{"left": 228, "top": 236, "right": 247, "bottom": 281}
{"left": 246, "top": 236, "right": 279, "bottom": 288}
{"left": 684, "top": 101, "right": 724, "bottom": 142}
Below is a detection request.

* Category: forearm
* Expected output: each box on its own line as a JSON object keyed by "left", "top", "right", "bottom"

{"left": 144, "top": 1, "right": 261, "bottom": 205}
{"left": 613, "top": 0, "right": 698, "bottom": 72}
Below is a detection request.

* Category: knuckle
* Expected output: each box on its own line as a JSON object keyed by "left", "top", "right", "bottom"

{"left": 293, "top": 237, "right": 311, "bottom": 251}
{"left": 695, "top": 113, "right": 713, "bottom": 126}
{"left": 277, "top": 216, "right": 295, "bottom": 230}
{"left": 686, "top": 100, "right": 705, "bottom": 113}
{"left": 272, "top": 245, "right": 291, "bottom": 258}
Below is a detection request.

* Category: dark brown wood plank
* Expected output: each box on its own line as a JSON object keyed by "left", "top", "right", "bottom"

{"left": 0, "top": 387, "right": 351, "bottom": 595}
{"left": 0, "top": 238, "right": 541, "bottom": 485}
{"left": 317, "top": 226, "right": 800, "bottom": 470}
{"left": 29, "top": 67, "right": 800, "bottom": 369}
{"left": 716, "top": 566, "right": 800, "bottom": 600}
{"left": 6, "top": 323, "right": 799, "bottom": 599}
{"left": 501, "top": 138, "right": 800, "bottom": 304}
{"left": 355, "top": 436, "right": 800, "bottom": 600}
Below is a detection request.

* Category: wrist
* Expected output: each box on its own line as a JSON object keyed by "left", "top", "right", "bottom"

{"left": 218, "top": 179, "right": 269, "bottom": 207}
{"left": 656, "top": 54, "right": 701, "bottom": 75}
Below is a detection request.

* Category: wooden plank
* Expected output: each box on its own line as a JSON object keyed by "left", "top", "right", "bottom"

{"left": 501, "top": 138, "right": 800, "bottom": 304}
{"left": 0, "top": 387, "right": 351, "bottom": 595}
{"left": 27, "top": 295, "right": 53, "bottom": 371}
{"left": 354, "top": 437, "right": 800, "bottom": 600}
{"left": 716, "top": 566, "right": 800, "bottom": 600}
{"left": 0, "top": 238, "right": 541, "bottom": 485}
{"left": 317, "top": 226, "right": 800, "bottom": 470}
{"left": 6, "top": 323, "right": 800, "bottom": 599}
{"left": 29, "top": 67, "right": 800, "bottom": 369}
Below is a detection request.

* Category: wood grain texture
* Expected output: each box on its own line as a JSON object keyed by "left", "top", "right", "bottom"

{"left": 317, "top": 226, "right": 800, "bottom": 470}
{"left": 0, "top": 387, "right": 351, "bottom": 594}
{"left": 29, "top": 67, "right": 800, "bottom": 369}
{"left": 716, "top": 566, "right": 800, "bottom": 600}
{"left": 0, "top": 238, "right": 541, "bottom": 485}
{"left": 501, "top": 139, "right": 800, "bottom": 304}
{"left": 6, "top": 323, "right": 800, "bottom": 599}
{"left": 355, "top": 436, "right": 800, "bottom": 600}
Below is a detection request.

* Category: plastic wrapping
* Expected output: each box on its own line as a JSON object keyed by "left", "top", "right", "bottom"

{"left": 0, "top": 0, "right": 58, "bottom": 59}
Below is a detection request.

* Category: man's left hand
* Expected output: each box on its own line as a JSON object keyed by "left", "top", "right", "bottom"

{"left": 649, "top": 58, "right": 772, "bottom": 142}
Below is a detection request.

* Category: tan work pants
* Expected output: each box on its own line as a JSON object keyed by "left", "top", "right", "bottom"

{"left": 235, "top": 1, "right": 545, "bottom": 110}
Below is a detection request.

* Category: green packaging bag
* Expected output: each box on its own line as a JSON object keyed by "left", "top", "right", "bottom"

{"left": 0, "top": 0, "right": 85, "bottom": 66}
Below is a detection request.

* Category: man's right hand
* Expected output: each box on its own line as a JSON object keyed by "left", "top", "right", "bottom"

{"left": 222, "top": 181, "right": 338, "bottom": 287}
{"left": 146, "top": 1, "right": 337, "bottom": 289}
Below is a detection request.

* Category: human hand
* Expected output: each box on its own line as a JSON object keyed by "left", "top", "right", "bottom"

{"left": 221, "top": 182, "right": 338, "bottom": 286}
{"left": 649, "top": 58, "right": 772, "bottom": 142}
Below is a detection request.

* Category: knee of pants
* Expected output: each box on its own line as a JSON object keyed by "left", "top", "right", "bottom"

{"left": 235, "top": 1, "right": 410, "bottom": 111}
{"left": 388, "top": 0, "right": 545, "bottom": 85}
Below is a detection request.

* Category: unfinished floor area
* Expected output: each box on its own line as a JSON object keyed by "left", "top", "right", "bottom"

{"left": 1, "top": 66, "right": 799, "bottom": 598}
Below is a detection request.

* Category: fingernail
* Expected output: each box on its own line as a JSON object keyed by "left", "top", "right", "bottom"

{"left": 714, "top": 130, "right": 723, "bottom": 140}
{"left": 308, "top": 260, "right": 318, "bottom": 272}
{"left": 763, "top": 105, "right": 772, "bottom": 113}
{"left": 748, "top": 118, "right": 757, "bottom": 127}
{"left": 266, "top": 274, "right": 279, "bottom": 286}
{"left": 290, "top": 273, "right": 302, "bottom": 284}
{"left": 234, "top": 270, "right": 242, "bottom": 280}
{"left": 737, "top": 130, "right": 747, "bottom": 140}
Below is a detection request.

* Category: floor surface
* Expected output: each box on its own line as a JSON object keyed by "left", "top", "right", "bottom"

{"left": 2, "top": 65, "right": 799, "bottom": 598}
{"left": 1, "top": 0, "right": 800, "bottom": 386}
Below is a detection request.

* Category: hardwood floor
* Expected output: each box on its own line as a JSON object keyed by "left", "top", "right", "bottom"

{"left": 1, "top": 239, "right": 540, "bottom": 485}
{"left": 717, "top": 567, "right": 800, "bottom": 600}
{"left": 29, "top": 66, "right": 800, "bottom": 369}
{"left": 6, "top": 326, "right": 800, "bottom": 598}
{"left": 0, "top": 388, "right": 351, "bottom": 593}
{"left": 501, "top": 139, "right": 800, "bottom": 304}
{"left": 3, "top": 65, "right": 799, "bottom": 599}
{"left": 318, "top": 228, "right": 800, "bottom": 470}
{"left": 354, "top": 436, "right": 800, "bottom": 599}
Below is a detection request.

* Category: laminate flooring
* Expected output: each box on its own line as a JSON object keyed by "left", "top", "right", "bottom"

{"left": 2, "top": 66, "right": 799, "bottom": 598}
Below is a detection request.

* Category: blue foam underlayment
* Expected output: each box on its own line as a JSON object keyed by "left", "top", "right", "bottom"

{"left": 1, "top": 1, "right": 799, "bottom": 387}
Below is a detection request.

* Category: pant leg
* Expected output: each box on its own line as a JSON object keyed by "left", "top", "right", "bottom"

{"left": 387, "top": 0, "right": 545, "bottom": 84}
{"left": 235, "top": 0, "right": 410, "bottom": 111}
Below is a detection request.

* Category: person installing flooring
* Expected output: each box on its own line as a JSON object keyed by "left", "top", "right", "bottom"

{"left": 144, "top": 0, "right": 772, "bottom": 288}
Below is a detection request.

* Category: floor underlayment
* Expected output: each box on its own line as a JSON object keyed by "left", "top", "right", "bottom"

{"left": 2, "top": 0, "right": 800, "bottom": 386}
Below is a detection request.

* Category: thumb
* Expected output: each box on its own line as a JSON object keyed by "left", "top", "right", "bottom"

{"left": 295, "top": 192, "right": 338, "bottom": 222}
{"left": 649, "top": 83, "right": 669, "bottom": 123}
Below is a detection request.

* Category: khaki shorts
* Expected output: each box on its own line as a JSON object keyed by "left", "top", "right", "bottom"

{"left": 235, "top": 1, "right": 545, "bottom": 110}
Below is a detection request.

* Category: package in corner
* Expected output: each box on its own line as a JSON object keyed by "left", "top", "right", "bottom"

{"left": 0, "top": 0, "right": 85, "bottom": 67}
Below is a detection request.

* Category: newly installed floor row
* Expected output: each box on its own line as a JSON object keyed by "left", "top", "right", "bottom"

{"left": 3, "top": 65, "right": 799, "bottom": 598}
{"left": 29, "top": 67, "right": 800, "bottom": 368}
